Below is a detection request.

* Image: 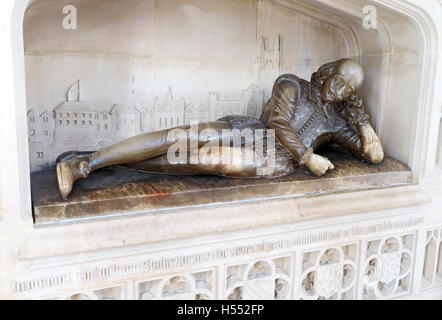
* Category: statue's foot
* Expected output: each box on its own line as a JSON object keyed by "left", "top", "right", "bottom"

{"left": 56, "top": 154, "right": 91, "bottom": 199}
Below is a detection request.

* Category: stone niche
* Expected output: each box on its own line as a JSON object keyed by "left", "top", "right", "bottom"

{"left": 5, "top": 0, "right": 440, "bottom": 301}
{"left": 23, "top": 0, "right": 432, "bottom": 225}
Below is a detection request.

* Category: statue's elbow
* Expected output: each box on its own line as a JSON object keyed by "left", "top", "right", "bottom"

{"left": 368, "top": 148, "right": 384, "bottom": 164}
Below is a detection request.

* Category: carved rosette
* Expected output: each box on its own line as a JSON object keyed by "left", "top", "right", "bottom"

{"left": 363, "top": 235, "right": 414, "bottom": 299}
{"left": 301, "top": 246, "right": 357, "bottom": 300}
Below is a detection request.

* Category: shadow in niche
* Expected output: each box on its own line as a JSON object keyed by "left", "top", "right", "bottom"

{"left": 30, "top": 144, "right": 412, "bottom": 226}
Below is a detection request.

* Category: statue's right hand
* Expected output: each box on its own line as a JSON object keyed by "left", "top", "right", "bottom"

{"left": 305, "top": 154, "right": 335, "bottom": 176}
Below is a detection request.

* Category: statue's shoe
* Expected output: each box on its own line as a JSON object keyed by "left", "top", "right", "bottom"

{"left": 56, "top": 152, "right": 92, "bottom": 199}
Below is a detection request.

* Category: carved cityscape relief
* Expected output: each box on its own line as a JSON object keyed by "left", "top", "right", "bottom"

{"left": 27, "top": 34, "right": 281, "bottom": 172}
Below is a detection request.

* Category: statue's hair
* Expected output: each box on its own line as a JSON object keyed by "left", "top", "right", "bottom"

{"left": 311, "top": 58, "right": 355, "bottom": 86}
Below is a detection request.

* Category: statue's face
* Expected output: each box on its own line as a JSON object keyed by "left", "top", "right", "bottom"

{"left": 321, "top": 61, "right": 364, "bottom": 104}
{"left": 322, "top": 74, "right": 357, "bottom": 103}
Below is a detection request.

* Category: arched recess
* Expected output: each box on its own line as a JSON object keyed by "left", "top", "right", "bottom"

{"left": 7, "top": 0, "right": 441, "bottom": 222}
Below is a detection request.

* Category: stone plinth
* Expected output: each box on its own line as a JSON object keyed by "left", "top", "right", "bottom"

{"left": 32, "top": 146, "right": 413, "bottom": 225}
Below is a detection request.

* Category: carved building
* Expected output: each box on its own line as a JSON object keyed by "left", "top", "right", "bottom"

{"left": 259, "top": 34, "right": 282, "bottom": 97}
{"left": 152, "top": 87, "right": 186, "bottom": 130}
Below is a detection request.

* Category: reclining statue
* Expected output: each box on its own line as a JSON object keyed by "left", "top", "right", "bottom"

{"left": 56, "top": 58, "right": 384, "bottom": 198}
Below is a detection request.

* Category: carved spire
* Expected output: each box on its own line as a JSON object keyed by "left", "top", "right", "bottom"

{"left": 67, "top": 80, "right": 80, "bottom": 102}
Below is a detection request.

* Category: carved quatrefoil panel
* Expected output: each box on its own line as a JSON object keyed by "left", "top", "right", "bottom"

{"left": 47, "top": 286, "right": 123, "bottom": 300}
{"left": 363, "top": 234, "right": 415, "bottom": 299}
{"left": 301, "top": 245, "right": 357, "bottom": 300}
{"left": 137, "top": 270, "right": 215, "bottom": 300}
{"left": 226, "top": 256, "right": 292, "bottom": 300}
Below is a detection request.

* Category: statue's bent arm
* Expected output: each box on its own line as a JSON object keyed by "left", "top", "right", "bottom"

{"left": 263, "top": 81, "right": 311, "bottom": 164}
{"left": 333, "top": 121, "right": 384, "bottom": 164}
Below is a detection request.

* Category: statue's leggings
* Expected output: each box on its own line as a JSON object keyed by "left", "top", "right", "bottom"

{"left": 85, "top": 121, "right": 265, "bottom": 178}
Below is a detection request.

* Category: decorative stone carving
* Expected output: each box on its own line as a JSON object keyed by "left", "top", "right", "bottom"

{"left": 67, "top": 80, "right": 80, "bottom": 102}
{"left": 301, "top": 246, "right": 357, "bottom": 300}
{"left": 422, "top": 226, "right": 442, "bottom": 290}
{"left": 28, "top": 81, "right": 268, "bottom": 172}
{"left": 375, "top": 251, "right": 402, "bottom": 284}
{"left": 137, "top": 271, "right": 215, "bottom": 300}
{"left": 26, "top": 32, "right": 278, "bottom": 173}
{"left": 363, "top": 235, "right": 414, "bottom": 299}
{"left": 48, "top": 286, "right": 122, "bottom": 300}
{"left": 226, "top": 257, "right": 291, "bottom": 300}
{"left": 314, "top": 263, "right": 344, "bottom": 298}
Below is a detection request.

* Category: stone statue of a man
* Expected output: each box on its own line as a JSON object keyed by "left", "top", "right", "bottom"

{"left": 56, "top": 58, "right": 384, "bottom": 198}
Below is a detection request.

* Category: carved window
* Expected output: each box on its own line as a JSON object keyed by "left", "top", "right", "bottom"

{"left": 30, "top": 130, "right": 35, "bottom": 136}
{"left": 422, "top": 227, "right": 442, "bottom": 290}
{"left": 363, "top": 234, "right": 415, "bottom": 299}
{"left": 44, "top": 130, "right": 48, "bottom": 136}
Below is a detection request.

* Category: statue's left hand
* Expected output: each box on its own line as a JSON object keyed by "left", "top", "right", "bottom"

{"left": 343, "top": 94, "right": 369, "bottom": 127}
{"left": 360, "top": 124, "right": 384, "bottom": 164}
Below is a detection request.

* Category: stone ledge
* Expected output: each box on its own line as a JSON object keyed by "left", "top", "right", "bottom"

{"left": 32, "top": 147, "right": 413, "bottom": 226}
{"left": 20, "top": 184, "right": 430, "bottom": 260}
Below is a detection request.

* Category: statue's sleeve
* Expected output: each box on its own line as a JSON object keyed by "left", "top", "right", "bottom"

{"left": 264, "top": 80, "right": 312, "bottom": 164}
{"left": 332, "top": 123, "right": 365, "bottom": 159}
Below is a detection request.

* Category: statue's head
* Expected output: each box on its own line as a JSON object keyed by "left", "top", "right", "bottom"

{"left": 311, "top": 58, "right": 364, "bottom": 104}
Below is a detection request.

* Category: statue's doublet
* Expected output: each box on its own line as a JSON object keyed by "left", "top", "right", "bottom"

{"left": 217, "top": 74, "right": 363, "bottom": 177}
{"left": 260, "top": 74, "right": 359, "bottom": 162}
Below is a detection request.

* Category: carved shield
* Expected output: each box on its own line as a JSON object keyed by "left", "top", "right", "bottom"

{"left": 375, "top": 252, "right": 402, "bottom": 284}
{"left": 244, "top": 279, "right": 275, "bottom": 300}
{"left": 314, "top": 264, "right": 344, "bottom": 298}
